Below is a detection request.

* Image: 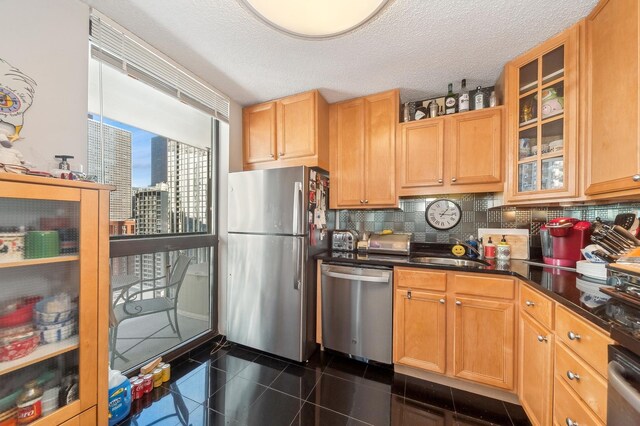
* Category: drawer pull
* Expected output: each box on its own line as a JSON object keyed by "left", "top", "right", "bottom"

{"left": 633, "top": 174, "right": 640, "bottom": 182}
{"left": 567, "top": 331, "right": 581, "bottom": 341}
{"left": 566, "top": 370, "right": 581, "bottom": 381}
{"left": 455, "top": 300, "right": 462, "bottom": 306}
{"left": 537, "top": 335, "right": 548, "bottom": 343}
{"left": 439, "top": 298, "right": 445, "bottom": 304}
{"left": 565, "top": 418, "right": 578, "bottom": 426}
{"left": 525, "top": 300, "right": 535, "bottom": 307}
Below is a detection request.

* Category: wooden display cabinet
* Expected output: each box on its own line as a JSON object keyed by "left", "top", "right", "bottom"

{"left": 504, "top": 24, "right": 580, "bottom": 203}
{"left": 0, "top": 173, "right": 111, "bottom": 426}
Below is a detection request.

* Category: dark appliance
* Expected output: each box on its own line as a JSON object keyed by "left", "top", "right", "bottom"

{"left": 540, "top": 217, "right": 591, "bottom": 267}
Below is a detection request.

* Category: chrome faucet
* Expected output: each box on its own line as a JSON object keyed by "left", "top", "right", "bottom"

{"left": 450, "top": 238, "right": 481, "bottom": 257}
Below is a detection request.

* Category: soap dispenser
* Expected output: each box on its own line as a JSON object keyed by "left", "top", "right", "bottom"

{"left": 497, "top": 235, "right": 511, "bottom": 261}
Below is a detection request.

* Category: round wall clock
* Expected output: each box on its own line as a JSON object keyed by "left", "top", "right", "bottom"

{"left": 425, "top": 199, "right": 462, "bottom": 230}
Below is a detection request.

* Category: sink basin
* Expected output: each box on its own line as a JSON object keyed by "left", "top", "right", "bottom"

{"left": 410, "top": 257, "right": 490, "bottom": 268}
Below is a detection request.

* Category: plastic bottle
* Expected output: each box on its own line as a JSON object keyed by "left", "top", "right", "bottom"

{"left": 497, "top": 235, "right": 511, "bottom": 261}
{"left": 484, "top": 237, "right": 496, "bottom": 259}
{"left": 108, "top": 366, "right": 131, "bottom": 426}
{"left": 466, "top": 235, "right": 478, "bottom": 259}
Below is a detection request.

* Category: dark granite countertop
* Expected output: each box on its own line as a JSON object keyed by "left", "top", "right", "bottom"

{"left": 316, "top": 251, "right": 612, "bottom": 332}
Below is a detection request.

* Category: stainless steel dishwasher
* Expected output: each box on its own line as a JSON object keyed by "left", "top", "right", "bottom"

{"left": 321, "top": 263, "right": 393, "bottom": 364}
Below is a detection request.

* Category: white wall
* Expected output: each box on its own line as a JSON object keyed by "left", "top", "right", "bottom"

{"left": 1, "top": 0, "right": 89, "bottom": 171}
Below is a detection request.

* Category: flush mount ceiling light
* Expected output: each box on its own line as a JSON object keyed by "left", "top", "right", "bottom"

{"left": 240, "top": 0, "right": 390, "bottom": 39}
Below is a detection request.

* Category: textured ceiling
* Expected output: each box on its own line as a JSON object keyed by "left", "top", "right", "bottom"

{"left": 81, "top": 0, "right": 598, "bottom": 106}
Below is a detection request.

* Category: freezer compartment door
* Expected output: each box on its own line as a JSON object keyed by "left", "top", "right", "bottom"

{"left": 228, "top": 233, "right": 307, "bottom": 361}
{"left": 321, "top": 264, "right": 393, "bottom": 364}
{"left": 228, "top": 167, "right": 307, "bottom": 235}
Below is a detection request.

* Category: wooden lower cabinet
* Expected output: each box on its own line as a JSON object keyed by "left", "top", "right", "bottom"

{"left": 452, "top": 296, "right": 515, "bottom": 390}
{"left": 393, "top": 289, "right": 446, "bottom": 373}
{"left": 553, "top": 376, "right": 604, "bottom": 426}
{"left": 60, "top": 407, "right": 97, "bottom": 426}
{"left": 519, "top": 313, "right": 554, "bottom": 426}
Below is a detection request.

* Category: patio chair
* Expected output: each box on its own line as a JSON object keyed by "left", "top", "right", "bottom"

{"left": 110, "top": 254, "right": 192, "bottom": 365}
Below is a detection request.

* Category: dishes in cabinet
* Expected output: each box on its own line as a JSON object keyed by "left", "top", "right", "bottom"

{"left": 541, "top": 87, "right": 564, "bottom": 119}
{"left": 0, "top": 332, "right": 39, "bottom": 362}
{"left": 0, "top": 297, "right": 41, "bottom": 328}
{"left": 33, "top": 295, "right": 76, "bottom": 325}
{"left": 37, "top": 320, "right": 76, "bottom": 344}
{"left": 0, "top": 232, "right": 24, "bottom": 263}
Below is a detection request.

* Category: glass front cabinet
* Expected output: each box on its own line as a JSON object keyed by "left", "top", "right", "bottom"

{"left": 0, "top": 174, "right": 111, "bottom": 425}
{"left": 505, "top": 23, "right": 580, "bottom": 203}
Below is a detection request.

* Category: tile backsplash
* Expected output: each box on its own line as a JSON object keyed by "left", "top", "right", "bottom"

{"left": 337, "top": 193, "right": 640, "bottom": 249}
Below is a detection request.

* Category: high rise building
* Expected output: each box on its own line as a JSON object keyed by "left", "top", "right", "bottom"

{"left": 133, "top": 183, "right": 170, "bottom": 282}
{"left": 87, "top": 118, "right": 132, "bottom": 221}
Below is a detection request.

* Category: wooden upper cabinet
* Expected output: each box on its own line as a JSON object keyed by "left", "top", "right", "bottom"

{"left": 243, "top": 90, "right": 329, "bottom": 170}
{"left": 397, "top": 107, "right": 503, "bottom": 197}
{"left": 585, "top": 0, "right": 640, "bottom": 197}
{"left": 397, "top": 118, "right": 445, "bottom": 191}
{"left": 504, "top": 24, "right": 580, "bottom": 203}
{"left": 330, "top": 89, "right": 399, "bottom": 209}
{"left": 520, "top": 312, "right": 554, "bottom": 426}
{"left": 449, "top": 108, "right": 502, "bottom": 186}
{"left": 394, "top": 288, "right": 447, "bottom": 373}
{"left": 452, "top": 295, "right": 515, "bottom": 390}
{"left": 243, "top": 101, "right": 277, "bottom": 166}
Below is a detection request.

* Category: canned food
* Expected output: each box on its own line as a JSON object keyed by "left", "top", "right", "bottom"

{"left": 16, "top": 381, "right": 43, "bottom": 424}
{"left": 152, "top": 368, "right": 163, "bottom": 388}
{"left": 142, "top": 374, "right": 153, "bottom": 394}
{"left": 161, "top": 363, "right": 171, "bottom": 382}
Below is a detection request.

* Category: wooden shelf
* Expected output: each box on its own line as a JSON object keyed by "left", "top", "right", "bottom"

{"left": 0, "top": 255, "right": 79, "bottom": 269}
{"left": 541, "top": 112, "right": 564, "bottom": 125}
{"left": 0, "top": 336, "right": 78, "bottom": 375}
{"left": 519, "top": 119, "right": 538, "bottom": 129}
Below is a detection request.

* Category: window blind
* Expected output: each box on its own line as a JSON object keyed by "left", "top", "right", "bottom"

{"left": 89, "top": 11, "right": 230, "bottom": 122}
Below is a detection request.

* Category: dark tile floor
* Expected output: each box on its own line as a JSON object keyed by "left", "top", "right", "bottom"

{"left": 116, "top": 339, "right": 532, "bottom": 426}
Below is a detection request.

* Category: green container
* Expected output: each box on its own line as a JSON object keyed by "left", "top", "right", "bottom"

{"left": 25, "top": 231, "right": 60, "bottom": 259}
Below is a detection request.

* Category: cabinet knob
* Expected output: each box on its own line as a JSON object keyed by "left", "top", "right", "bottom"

{"left": 279, "top": 152, "right": 285, "bottom": 156}
{"left": 633, "top": 174, "right": 640, "bottom": 182}
{"left": 451, "top": 177, "right": 457, "bottom": 182}
{"left": 566, "top": 370, "right": 581, "bottom": 381}
{"left": 270, "top": 153, "right": 275, "bottom": 158}
{"left": 455, "top": 300, "right": 462, "bottom": 306}
{"left": 364, "top": 200, "right": 369, "bottom": 204}
{"left": 567, "top": 331, "right": 581, "bottom": 341}
{"left": 525, "top": 300, "right": 535, "bottom": 307}
{"left": 439, "top": 298, "right": 445, "bottom": 304}
{"left": 566, "top": 417, "right": 579, "bottom": 426}
{"left": 537, "top": 335, "right": 548, "bottom": 343}
{"left": 360, "top": 200, "right": 364, "bottom": 204}
{"left": 438, "top": 179, "right": 443, "bottom": 184}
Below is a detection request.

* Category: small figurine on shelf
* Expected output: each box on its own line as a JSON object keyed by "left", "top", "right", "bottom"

{"left": 0, "top": 129, "right": 27, "bottom": 173}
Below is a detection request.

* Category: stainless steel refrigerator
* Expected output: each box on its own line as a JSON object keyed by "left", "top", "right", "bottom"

{"left": 227, "top": 166, "right": 331, "bottom": 362}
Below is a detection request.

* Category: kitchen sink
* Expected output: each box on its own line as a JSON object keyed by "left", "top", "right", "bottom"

{"left": 409, "top": 256, "right": 490, "bottom": 268}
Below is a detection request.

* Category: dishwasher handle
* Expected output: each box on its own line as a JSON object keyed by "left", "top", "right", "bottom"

{"left": 322, "top": 270, "right": 390, "bottom": 283}
{"left": 609, "top": 361, "right": 640, "bottom": 411}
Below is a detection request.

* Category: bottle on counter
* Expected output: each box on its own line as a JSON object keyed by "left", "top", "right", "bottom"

{"left": 445, "top": 83, "right": 457, "bottom": 114}
{"left": 484, "top": 236, "right": 496, "bottom": 259}
{"left": 474, "top": 86, "right": 485, "bottom": 110}
{"left": 466, "top": 235, "right": 478, "bottom": 259}
{"left": 496, "top": 235, "right": 511, "bottom": 261}
{"left": 477, "top": 237, "right": 484, "bottom": 260}
{"left": 458, "top": 79, "right": 469, "bottom": 112}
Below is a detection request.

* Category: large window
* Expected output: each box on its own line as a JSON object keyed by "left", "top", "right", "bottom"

{"left": 88, "top": 12, "right": 226, "bottom": 371}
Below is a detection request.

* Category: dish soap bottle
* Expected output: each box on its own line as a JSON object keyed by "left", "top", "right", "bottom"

{"left": 466, "top": 235, "right": 478, "bottom": 259}
{"left": 496, "top": 235, "right": 511, "bottom": 261}
{"left": 108, "top": 366, "right": 131, "bottom": 426}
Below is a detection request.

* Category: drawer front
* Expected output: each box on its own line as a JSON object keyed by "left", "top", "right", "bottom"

{"left": 556, "top": 305, "right": 612, "bottom": 377}
{"left": 451, "top": 273, "right": 515, "bottom": 299}
{"left": 520, "top": 283, "right": 554, "bottom": 329}
{"left": 395, "top": 267, "right": 447, "bottom": 292}
{"left": 555, "top": 341, "right": 607, "bottom": 422}
{"left": 553, "top": 376, "right": 604, "bottom": 426}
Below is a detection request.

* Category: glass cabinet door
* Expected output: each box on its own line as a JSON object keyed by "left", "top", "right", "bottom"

{"left": 0, "top": 195, "right": 83, "bottom": 424}
{"left": 516, "top": 44, "right": 567, "bottom": 195}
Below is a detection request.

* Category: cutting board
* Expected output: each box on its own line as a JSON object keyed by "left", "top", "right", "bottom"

{"left": 478, "top": 228, "right": 530, "bottom": 260}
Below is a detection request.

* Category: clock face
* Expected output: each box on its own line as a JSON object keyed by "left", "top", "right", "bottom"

{"left": 425, "top": 199, "right": 462, "bottom": 230}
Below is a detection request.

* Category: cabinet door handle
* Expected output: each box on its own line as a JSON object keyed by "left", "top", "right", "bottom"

{"left": 633, "top": 174, "right": 640, "bottom": 182}
{"left": 567, "top": 370, "right": 580, "bottom": 381}
{"left": 439, "top": 298, "right": 445, "bottom": 304}
{"left": 407, "top": 290, "right": 412, "bottom": 300}
{"left": 451, "top": 177, "right": 457, "bottom": 182}
{"left": 364, "top": 200, "right": 369, "bottom": 204}
{"left": 438, "top": 179, "right": 443, "bottom": 184}
{"left": 270, "top": 153, "right": 275, "bottom": 158}
{"left": 455, "top": 300, "right": 462, "bottom": 306}
{"left": 525, "top": 300, "right": 535, "bottom": 307}
{"left": 360, "top": 200, "right": 364, "bottom": 204}
{"left": 567, "top": 331, "right": 581, "bottom": 341}
{"left": 537, "top": 335, "right": 548, "bottom": 342}
{"left": 566, "top": 417, "right": 579, "bottom": 426}
{"left": 279, "top": 152, "right": 285, "bottom": 156}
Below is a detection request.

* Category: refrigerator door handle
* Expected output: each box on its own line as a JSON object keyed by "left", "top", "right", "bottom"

{"left": 293, "top": 181, "right": 303, "bottom": 235}
{"left": 294, "top": 237, "right": 303, "bottom": 290}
